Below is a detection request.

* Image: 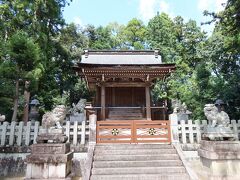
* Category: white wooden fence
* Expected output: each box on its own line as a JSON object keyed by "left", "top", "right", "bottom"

{"left": 178, "top": 120, "right": 240, "bottom": 144}
{"left": 0, "top": 120, "right": 89, "bottom": 146}
{"left": 1, "top": 119, "right": 239, "bottom": 146}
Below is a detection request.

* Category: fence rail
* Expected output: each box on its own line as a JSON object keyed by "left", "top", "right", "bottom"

{"left": 177, "top": 120, "right": 240, "bottom": 144}
{"left": 96, "top": 120, "right": 171, "bottom": 144}
{"left": 1, "top": 119, "right": 240, "bottom": 146}
{"left": 0, "top": 120, "right": 89, "bottom": 146}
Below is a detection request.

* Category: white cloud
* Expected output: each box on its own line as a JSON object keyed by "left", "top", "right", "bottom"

{"left": 139, "top": 0, "right": 173, "bottom": 22}
{"left": 159, "top": 0, "right": 169, "bottom": 13}
{"left": 198, "top": 0, "right": 227, "bottom": 35}
{"left": 73, "top": 16, "right": 83, "bottom": 26}
{"left": 197, "top": 0, "right": 227, "bottom": 12}
{"left": 215, "top": 0, "right": 227, "bottom": 12}
{"left": 139, "top": 0, "right": 157, "bottom": 21}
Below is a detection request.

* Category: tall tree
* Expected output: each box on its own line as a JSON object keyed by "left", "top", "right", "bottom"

{"left": 202, "top": 0, "right": 240, "bottom": 118}
{"left": 0, "top": 0, "right": 72, "bottom": 120}
{"left": 7, "top": 31, "right": 41, "bottom": 121}
{"left": 147, "top": 13, "right": 176, "bottom": 62}
{"left": 122, "top": 18, "right": 147, "bottom": 50}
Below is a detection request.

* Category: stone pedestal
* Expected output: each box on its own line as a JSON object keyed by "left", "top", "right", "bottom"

{"left": 202, "top": 126, "right": 237, "bottom": 141}
{"left": 26, "top": 141, "right": 73, "bottom": 179}
{"left": 70, "top": 113, "right": 85, "bottom": 123}
{"left": 198, "top": 140, "right": 240, "bottom": 178}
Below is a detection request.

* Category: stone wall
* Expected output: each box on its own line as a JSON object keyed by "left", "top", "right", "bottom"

{"left": 0, "top": 146, "right": 30, "bottom": 177}
{"left": 0, "top": 148, "right": 86, "bottom": 177}
{"left": 0, "top": 153, "right": 29, "bottom": 176}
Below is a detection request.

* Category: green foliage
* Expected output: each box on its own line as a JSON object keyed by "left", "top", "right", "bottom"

{"left": 70, "top": 79, "right": 93, "bottom": 104}
{"left": 0, "top": 0, "right": 239, "bottom": 121}
{"left": 147, "top": 13, "right": 176, "bottom": 62}
{"left": 152, "top": 80, "right": 168, "bottom": 102}
{"left": 8, "top": 31, "right": 41, "bottom": 77}
{"left": 201, "top": 0, "right": 240, "bottom": 119}
{"left": 122, "top": 18, "right": 147, "bottom": 50}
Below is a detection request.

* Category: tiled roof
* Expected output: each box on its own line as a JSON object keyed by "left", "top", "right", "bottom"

{"left": 80, "top": 50, "right": 162, "bottom": 65}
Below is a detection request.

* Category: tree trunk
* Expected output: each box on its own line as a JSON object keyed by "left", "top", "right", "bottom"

{"left": 22, "top": 81, "right": 30, "bottom": 125}
{"left": 11, "top": 79, "right": 19, "bottom": 122}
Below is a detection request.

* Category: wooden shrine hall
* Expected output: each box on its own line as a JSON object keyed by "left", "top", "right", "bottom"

{"left": 75, "top": 50, "right": 175, "bottom": 121}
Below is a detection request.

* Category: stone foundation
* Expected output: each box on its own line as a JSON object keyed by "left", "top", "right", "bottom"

{"left": 26, "top": 143, "right": 73, "bottom": 179}
{"left": 198, "top": 140, "right": 240, "bottom": 178}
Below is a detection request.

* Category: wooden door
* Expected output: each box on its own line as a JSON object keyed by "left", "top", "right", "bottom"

{"left": 115, "top": 87, "right": 133, "bottom": 106}
{"left": 114, "top": 87, "right": 145, "bottom": 107}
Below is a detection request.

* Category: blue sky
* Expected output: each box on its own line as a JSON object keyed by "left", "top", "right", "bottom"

{"left": 63, "top": 0, "right": 227, "bottom": 34}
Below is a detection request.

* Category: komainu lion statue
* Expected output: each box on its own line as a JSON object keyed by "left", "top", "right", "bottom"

{"left": 204, "top": 104, "right": 230, "bottom": 128}
{"left": 42, "top": 105, "right": 67, "bottom": 129}
{"left": 70, "top": 99, "right": 86, "bottom": 115}
{"left": 203, "top": 104, "right": 236, "bottom": 140}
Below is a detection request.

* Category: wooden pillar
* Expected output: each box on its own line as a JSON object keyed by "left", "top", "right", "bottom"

{"left": 145, "top": 85, "right": 151, "bottom": 120}
{"left": 101, "top": 84, "right": 106, "bottom": 120}
{"left": 112, "top": 87, "right": 115, "bottom": 106}
{"left": 131, "top": 87, "right": 134, "bottom": 106}
{"left": 95, "top": 87, "right": 100, "bottom": 106}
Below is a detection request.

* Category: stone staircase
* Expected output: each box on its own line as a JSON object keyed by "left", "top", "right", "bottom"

{"left": 90, "top": 144, "right": 190, "bottom": 180}
{"left": 108, "top": 108, "right": 144, "bottom": 120}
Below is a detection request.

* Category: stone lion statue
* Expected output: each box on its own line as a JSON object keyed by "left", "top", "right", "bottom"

{"left": 69, "top": 99, "right": 86, "bottom": 115}
{"left": 204, "top": 104, "right": 230, "bottom": 128}
{"left": 42, "top": 105, "right": 67, "bottom": 129}
{"left": 203, "top": 103, "right": 236, "bottom": 141}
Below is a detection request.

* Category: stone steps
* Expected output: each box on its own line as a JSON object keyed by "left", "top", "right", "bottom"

{"left": 90, "top": 144, "right": 190, "bottom": 180}
{"left": 94, "top": 154, "right": 180, "bottom": 161}
{"left": 94, "top": 148, "right": 177, "bottom": 155}
{"left": 92, "top": 166, "right": 186, "bottom": 175}
{"left": 90, "top": 174, "right": 190, "bottom": 180}
{"left": 95, "top": 144, "right": 173, "bottom": 149}
{"left": 93, "top": 160, "right": 183, "bottom": 168}
{"left": 108, "top": 108, "right": 143, "bottom": 120}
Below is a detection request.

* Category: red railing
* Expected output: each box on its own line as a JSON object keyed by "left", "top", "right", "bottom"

{"left": 96, "top": 120, "right": 171, "bottom": 144}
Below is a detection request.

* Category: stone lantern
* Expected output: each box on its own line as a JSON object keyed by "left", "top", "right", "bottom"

{"left": 214, "top": 99, "right": 226, "bottom": 112}
{"left": 29, "top": 98, "right": 40, "bottom": 122}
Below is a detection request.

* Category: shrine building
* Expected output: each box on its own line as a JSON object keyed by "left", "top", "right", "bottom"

{"left": 74, "top": 50, "right": 175, "bottom": 121}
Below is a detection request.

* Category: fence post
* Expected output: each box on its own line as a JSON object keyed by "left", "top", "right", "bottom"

{"left": 73, "top": 121, "right": 78, "bottom": 145}
{"left": 180, "top": 120, "right": 187, "bottom": 144}
{"left": 33, "top": 121, "right": 39, "bottom": 144}
{"left": 89, "top": 113, "right": 97, "bottom": 145}
{"left": 17, "top": 121, "right": 24, "bottom": 146}
{"left": 65, "top": 121, "right": 70, "bottom": 143}
{"left": 201, "top": 120, "right": 208, "bottom": 133}
{"left": 188, "top": 120, "right": 194, "bottom": 143}
{"left": 9, "top": 121, "right": 16, "bottom": 145}
{"left": 195, "top": 120, "right": 201, "bottom": 143}
{"left": 25, "top": 122, "right": 31, "bottom": 146}
{"left": 169, "top": 113, "right": 179, "bottom": 143}
{"left": 81, "top": 120, "right": 86, "bottom": 145}
{"left": 0, "top": 122, "right": 9, "bottom": 146}
{"left": 231, "top": 120, "right": 238, "bottom": 140}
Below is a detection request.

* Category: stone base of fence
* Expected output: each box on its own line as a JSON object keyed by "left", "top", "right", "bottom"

{"left": 0, "top": 152, "right": 29, "bottom": 177}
